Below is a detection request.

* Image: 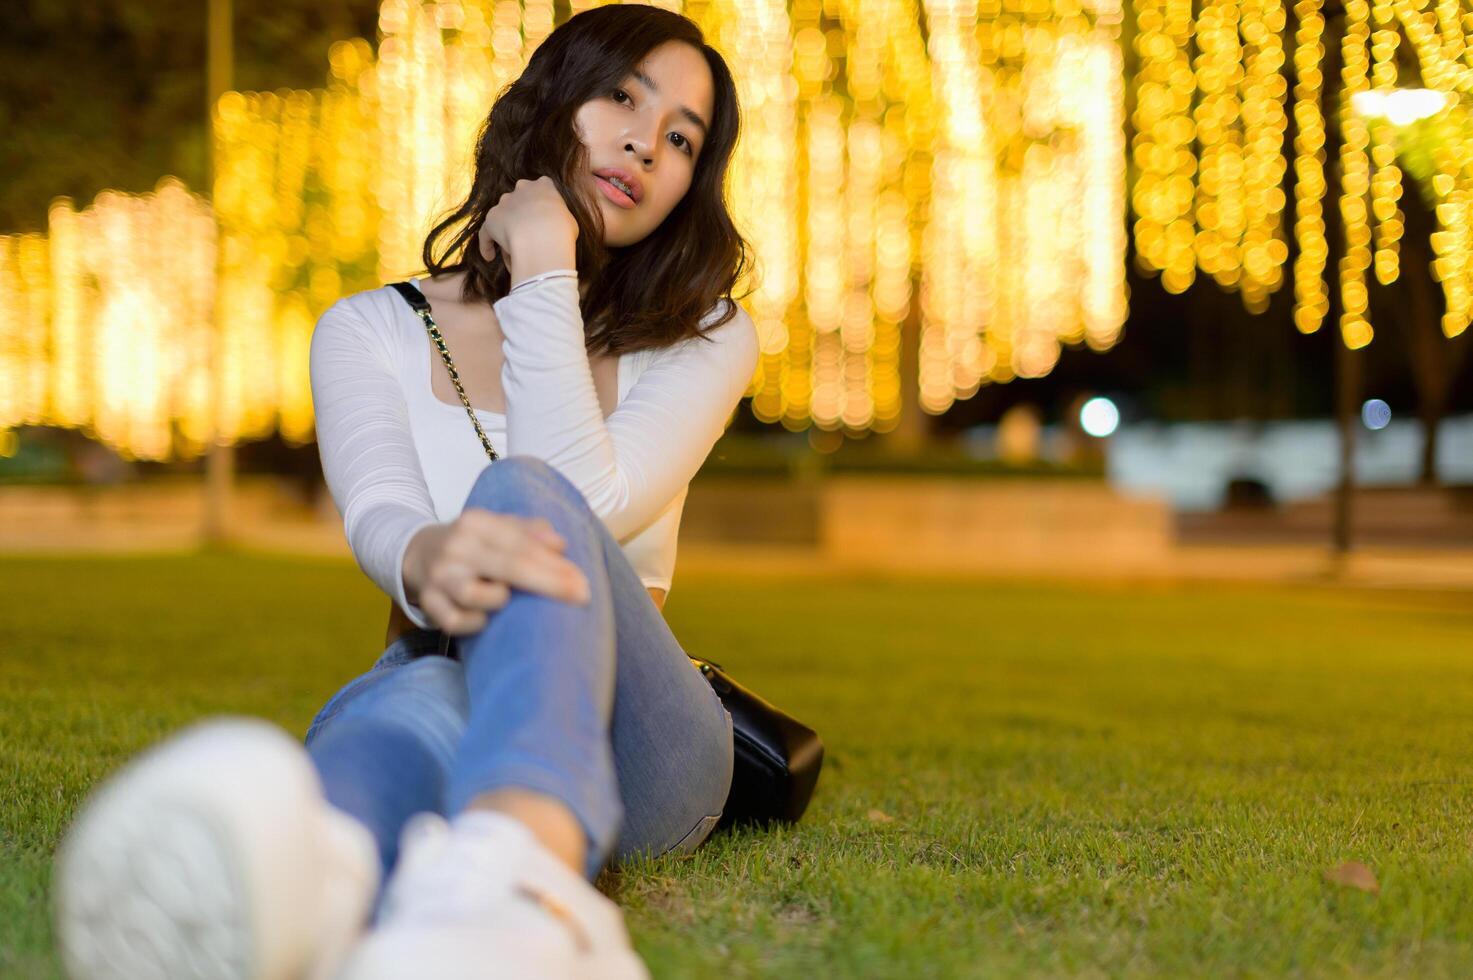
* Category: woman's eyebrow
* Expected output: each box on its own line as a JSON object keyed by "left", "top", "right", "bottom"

{"left": 631, "top": 68, "right": 710, "bottom": 137}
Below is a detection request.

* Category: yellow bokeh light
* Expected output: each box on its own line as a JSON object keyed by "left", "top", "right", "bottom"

{"left": 2, "top": 0, "right": 1137, "bottom": 459}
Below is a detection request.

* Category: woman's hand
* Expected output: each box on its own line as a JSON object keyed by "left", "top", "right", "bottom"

{"left": 402, "top": 511, "right": 591, "bottom": 636}
{"left": 478, "top": 176, "right": 579, "bottom": 282}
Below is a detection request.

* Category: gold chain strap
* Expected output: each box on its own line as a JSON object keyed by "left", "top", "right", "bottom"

{"left": 405, "top": 303, "right": 500, "bottom": 463}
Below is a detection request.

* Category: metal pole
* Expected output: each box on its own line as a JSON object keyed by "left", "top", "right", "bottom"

{"left": 1323, "top": 0, "right": 1356, "bottom": 559}
{"left": 889, "top": 276, "right": 927, "bottom": 453}
{"left": 204, "top": 0, "right": 234, "bottom": 546}
{"left": 1333, "top": 333, "right": 1359, "bottom": 555}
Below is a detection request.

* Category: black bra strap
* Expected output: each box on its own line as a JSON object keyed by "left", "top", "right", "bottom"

{"left": 387, "top": 280, "right": 430, "bottom": 313}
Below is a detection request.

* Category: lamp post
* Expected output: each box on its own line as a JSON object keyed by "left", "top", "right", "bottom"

{"left": 204, "top": 0, "right": 233, "bottom": 546}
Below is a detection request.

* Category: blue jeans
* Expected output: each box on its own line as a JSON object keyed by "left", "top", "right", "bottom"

{"left": 303, "top": 456, "right": 734, "bottom": 886}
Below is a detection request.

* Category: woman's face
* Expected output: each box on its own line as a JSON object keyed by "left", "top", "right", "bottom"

{"left": 573, "top": 40, "right": 715, "bottom": 248}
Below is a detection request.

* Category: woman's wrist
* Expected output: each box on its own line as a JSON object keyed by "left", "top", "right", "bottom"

{"left": 508, "top": 269, "right": 578, "bottom": 294}
{"left": 401, "top": 524, "right": 444, "bottom": 605}
{"left": 506, "top": 230, "right": 576, "bottom": 286}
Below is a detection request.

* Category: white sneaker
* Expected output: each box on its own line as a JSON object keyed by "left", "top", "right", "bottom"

{"left": 336, "top": 810, "right": 651, "bottom": 980}
{"left": 53, "top": 717, "right": 380, "bottom": 980}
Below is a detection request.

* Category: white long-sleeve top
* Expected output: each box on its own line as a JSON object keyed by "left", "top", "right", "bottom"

{"left": 309, "top": 270, "right": 760, "bottom": 629}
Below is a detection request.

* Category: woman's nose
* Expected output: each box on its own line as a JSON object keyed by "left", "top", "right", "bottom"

{"left": 624, "top": 127, "right": 656, "bottom": 167}
{"left": 624, "top": 140, "right": 653, "bottom": 167}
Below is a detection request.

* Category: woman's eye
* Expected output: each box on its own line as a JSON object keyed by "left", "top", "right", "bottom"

{"left": 609, "top": 87, "right": 692, "bottom": 156}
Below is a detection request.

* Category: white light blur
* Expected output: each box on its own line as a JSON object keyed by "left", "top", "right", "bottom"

{"left": 1350, "top": 89, "right": 1453, "bottom": 126}
{"left": 1362, "top": 398, "right": 1392, "bottom": 430}
{"left": 1080, "top": 396, "right": 1120, "bottom": 438}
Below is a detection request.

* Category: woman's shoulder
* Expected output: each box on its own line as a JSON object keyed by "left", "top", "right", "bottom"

{"left": 659, "top": 296, "right": 755, "bottom": 351}
{"left": 699, "top": 294, "right": 750, "bottom": 329}
{"left": 630, "top": 297, "right": 758, "bottom": 393}
{"left": 688, "top": 296, "right": 759, "bottom": 366}
{"left": 321, "top": 281, "right": 416, "bottom": 326}
{"left": 312, "top": 283, "right": 418, "bottom": 365}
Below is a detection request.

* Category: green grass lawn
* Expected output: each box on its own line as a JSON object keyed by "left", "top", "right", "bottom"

{"left": 4, "top": 552, "right": 1473, "bottom": 978}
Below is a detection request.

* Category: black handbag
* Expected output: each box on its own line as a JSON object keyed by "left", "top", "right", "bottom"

{"left": 688, "top": 656, "right": 824, "bottom": 830}
{"left": 388, "top": 280, "right": 824, "bottom": 829}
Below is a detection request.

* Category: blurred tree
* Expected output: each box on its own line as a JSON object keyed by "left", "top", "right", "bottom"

{"left": 0, "top": 1, "right": 380, "bottom": 233}
{"left": 1395, "top": 113, "right": 1473, "bottom": 484}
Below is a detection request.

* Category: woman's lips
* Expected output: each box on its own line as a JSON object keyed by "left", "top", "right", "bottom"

{"left": 594, "top": 175, "right": 638, "bottom": 210}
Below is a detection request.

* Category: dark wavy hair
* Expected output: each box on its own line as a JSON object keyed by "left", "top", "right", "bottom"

{"left": 419, "top": 3, "right": 752, "bottom": 356}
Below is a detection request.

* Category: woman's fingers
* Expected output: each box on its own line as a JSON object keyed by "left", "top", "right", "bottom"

{"left": 493, "top": 546, "right": 590, "bottom": 604}
{"left": 423, "top": 572, "right": 496, "bottom": 636}
{"left": 479, "top": 227, "right": 498, "bottom": 263}
{"left": 479, "top": 200, "right": 503, "bottom": 263}
{"left": 452, "top": 576, "right": 512, "bottom": 611}
{"left": 526, "top": 518, "right": 566, "bottom": 550}
{"left": 460, "top": 513, "right": 590, "bottom": 604}
{"left": 478, "top": 209, "right": 512, "bottom": 266}
{"left": 421, "top": 588, "right": 488, "bottom": 636}
{"left": 419, "top": 511, "right": 589, "bottom": 635}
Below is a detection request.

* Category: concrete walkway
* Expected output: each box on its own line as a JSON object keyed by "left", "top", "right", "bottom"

{"left": 4, "top": 478, "right": 1472, "bottom": 593}
{"left": 6, "top": 518, "right": 1473, "bottom": 594}
{"left": 672, "top": 542, "right": 1473, "bottom": 593}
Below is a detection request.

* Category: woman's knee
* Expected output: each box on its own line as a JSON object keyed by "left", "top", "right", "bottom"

{"left": 463, "top": 456, "right": 592, "bottom": 521}
{"left": 613, "top": 701, "right": 734, "bottom": 862}
{"left": 700, "top": 706, "right": 736, "bottom": 825}
{"left": 312, "top": 656, "right": 470, "bottom": 765}
{"left": 671, "top": 707, "right": 734, "bottom": 855}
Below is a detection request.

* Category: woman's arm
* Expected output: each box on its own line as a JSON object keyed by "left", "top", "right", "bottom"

{"left": 485, "top": 180, "right": 760, "bottom": 543}
{"left": 494, "top": 276, "right": 760, "bottom": 542}
{"left": 310, "top": 297, "right": 443, "bottom": 629}
{"left": 316, "top": 292, "right": 684, "bottom": 637}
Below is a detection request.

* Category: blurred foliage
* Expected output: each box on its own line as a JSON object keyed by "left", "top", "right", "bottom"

{"left": 0, "top": 1, "right": 381, "bottom": 233}
{"left": 1397, "top": 109, "right": 1466, "bottom": 213}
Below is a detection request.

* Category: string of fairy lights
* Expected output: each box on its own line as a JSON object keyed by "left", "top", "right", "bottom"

{"left": 1291, "top": 0, "right": 1330, "bottom": 333}
{"left": 922, "top": 0, "right": 1126, "bottom": 408}
{"left": 1132, "top": 0, "right": 1473, "bottom": 347}
{"left": 1406, "top": 0, "right": 1473, "bottom": 339}
{"left": 1338, "top": 0, "right": 1375, "bottom": 347}
{"left": 1, "top": 0, "right": 1471, "bottom": 462}
{"left": 0, "top": 183, "right": 218, "bottom": 460}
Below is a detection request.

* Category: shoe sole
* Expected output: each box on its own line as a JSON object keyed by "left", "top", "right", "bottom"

{"left": 337, "top": 911, "right": 652, "bottom": 980}
{"left": 338, "top": 812, "right": 651, "bottom": 980}
{"left": 53, "top": 718, "right": 335, "bottom": 980}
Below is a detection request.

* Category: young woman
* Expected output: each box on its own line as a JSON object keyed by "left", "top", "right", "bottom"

{"left": 52, "top": 6, "right": 758, "bottom": 979}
